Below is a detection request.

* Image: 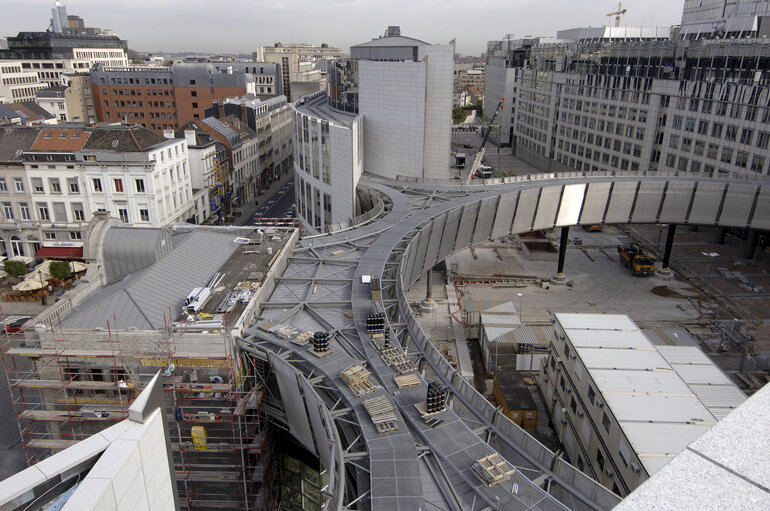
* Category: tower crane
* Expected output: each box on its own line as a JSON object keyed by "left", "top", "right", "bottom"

{"left": 606, "top": 2, "right": 627, "bottom": 28}
{"left": 464, "top": 98, "right": 504, "bottom": 184}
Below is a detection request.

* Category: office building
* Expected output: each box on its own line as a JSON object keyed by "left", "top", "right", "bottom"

{"left": 253, "top": 43, "right": 346, "bottom": 101}
{"left": 90, "top": 62, "right": 281, "bottom": 133}
{"left": 538, "top": 313, "right": 746, "bottom": 496}
{"left": 34, "top": 85, "right": 68, "bottom": 121}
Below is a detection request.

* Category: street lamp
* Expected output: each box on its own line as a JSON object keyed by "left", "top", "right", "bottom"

{"left": 517, "top": 293, "right": 524, "bottom": 324}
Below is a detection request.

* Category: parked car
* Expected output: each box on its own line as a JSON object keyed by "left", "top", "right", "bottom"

{"left": 3, "top": 317, "right": 31, "bottom": 334}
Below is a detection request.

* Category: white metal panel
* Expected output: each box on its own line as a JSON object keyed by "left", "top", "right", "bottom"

{"left": 454, "top": 201, "right": 480, "bottom": 252}
{"left": 472, "top": 196, "right": 499, "bottom": 243}
{"left": 491, "top": 191, "right": 518, "bottom": 239}
{"left": 631, "top": 181, "right": 665, "bottom": 223}
{"left": 605, "top": 394, "right": 715, "bottom": 423}
{"left": 654, "top": 345, "right": 712, "bottom": 365}
{"left": 300, "top": 376, "right": 331, "bottom": 470}
{"left": 577, "top": 348, "right": 668, "bottom": 371}
{"left": 423, "top": 215, "right": 446, "bottom": 272}
{"left": 437, "top": 209, "right": 461, "bottom": 261}
{"left": 750, "top": 185, "right": 770, "bottom": 230}
{"left": 590, "top": 369, "right": 692, "bottom": 395}
{"left": 579, "top": 182, "right": 611, "bottom": 224}
{"left": 605, "top": 181, "right": 638, "bottom": 223}
{"left": 670, "top": 364, "right": 733, "bottom": 385}
{"left": 620, "top": 421, "right": 712, "bottom": 456}
{"left": 512, "top": 188, "right": 539, "bottom": 233}
{"left": 556, "top": 313, "right": 638, "bottom": 331}
{"left": 411, "top": 227, "right": 431, "bottom": 283}
{"left": 565, "top": 329, "right": 652, "bottom": 349}
{"left": 688, "top": 182, "right": 725, "bottom": 225}
{"left": 659, "top": 181, "right": 694, "bottom": 224}
{"left": 268, "top": 351, "right": 316, "bottom": 454}
{"left": 555, "top": 184, "right": 586, "bottom": 227}
{"left": 532, "top": 186, "right": 561, "bottom": 231}
{"left": 719, "top": 183, "right": 756, "bottom": 227}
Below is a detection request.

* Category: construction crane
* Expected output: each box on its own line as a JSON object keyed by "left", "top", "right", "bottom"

{"left": 464, "top": 98, "right": 504, "bottom": 184}
{"left": 606, "top": 2, "right": 627, "bottom": 28}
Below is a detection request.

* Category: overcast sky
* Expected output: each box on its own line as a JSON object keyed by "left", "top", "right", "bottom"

{"left": 1, "top": 0, "right": 685, "bottom": 56}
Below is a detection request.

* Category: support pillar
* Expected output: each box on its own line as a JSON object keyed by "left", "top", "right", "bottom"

{"left": 655, "top": 224, "right": 677, "bottom": 279}
{"left": 420, "top": 267, "right": 437, "bottom": 311}
{"left": 550, "top": 226, "right": 570, "bottom": 285}
{"left": 714, "top": 227, "right": 727, "bottom": 245}
{"left": 743, "top": 230, "right": 759, "bottom": 259}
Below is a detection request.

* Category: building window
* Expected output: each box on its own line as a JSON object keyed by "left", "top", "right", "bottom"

{"left": 0, "top": 179, "right": 6, "bottom": 192}
{"left": 118, "top": 208, "right": 129, "bottom": 223}
{"left": 37, "top": 203, "right": 50, "bottom": 221}
{"left": 135, "top": 179, "right": 145, "bottom": 193}
{"left": 49, "top": 178, "right": 61, "bottom": 193}
{"left": 139, "top": 208, "right": 150, "bottom": 222}
{"left": 588, "top": 385, "right": 596, "bottom": 405}
{"left": 92, "top": 178, "right": 103, "bottom": 192}
{"left": 68, "top": 179, "right": 79, "bottom": 193}
{"left": 32, "top": 178, "right": 44, "bottom": 193}
{"left": 114, "top": 179, "right": 124, "bottom": 193}
{"left": 69, "top": 231, "right": 82, "bottom": 240}
{"left": 19, "top": 203, "right": 30, "bottom": 220}
{"left": 44, "top": 231, "right": 56, "bottom": 240}
{"left": 602, "top": 412, "right": 611, "bottom": 434}
{"left": 191, "top": 90, "right": 197, "bottom": 97}
{"left": 570, "top": 396, "right": 577, "bottom": 414}
{"left": 72, "top": 203, "right": 85, "bottom": 221}
{"left": 2, "top": 202, "right": 13, "bottom": 220}
{"left": 596, "top": 448, "right": 605, "bottom": 472}
{"left": 192, "top": 102, "right": 198, "bottom": 109}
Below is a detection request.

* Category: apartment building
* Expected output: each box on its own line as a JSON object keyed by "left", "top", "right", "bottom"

{"left": 0, "top": 124, "right": 206, "bottom": 258}
{"left": 253, "top": 43, "right": 346, "bottom": 101}
{"left": 90, "top": 62, "right": 281, "bottom": 133}
{"left": 62, "top": 73, "right": 95, "bottom": 122}
{"left": 35, "top": 86, "right": 68, "bottom": 121}
{"left": 538, "top": 313, "right": 746, "bottom": 496}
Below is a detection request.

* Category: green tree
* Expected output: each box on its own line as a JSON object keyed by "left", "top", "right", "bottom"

{"left": 452, "top": 107, "right": 467, "bottom": 124}
{"left": 475, "top": 99, "right": 483, "bottom": 114}
{"left": 48, "top": 261, "right": 73, "bottom": 280}
{"left": 3, "top": 260, "right": 27, "bottom": 278}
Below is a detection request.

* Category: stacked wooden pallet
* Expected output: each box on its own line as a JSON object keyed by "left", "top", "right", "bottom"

{"left": 393, "top": 374, "right": 421, "bottom": 388}
{"left": 472, "top": 453, "right": 516, "bottom": 487}
{"left": 340, "top": 364, "right": 376, "bottom": 397}
{"left": 380, "top": 347, "right": 417, "bottom": 374}
{"left": 363, "top": 395, "right": 398, "bottom": 433}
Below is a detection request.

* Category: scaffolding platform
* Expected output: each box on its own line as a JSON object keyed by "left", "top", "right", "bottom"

{"left": 20, "top": 409, "right": 121, "bottom": 422}
{"left": 27, "top": 439, "right": 80, "bottom": 449}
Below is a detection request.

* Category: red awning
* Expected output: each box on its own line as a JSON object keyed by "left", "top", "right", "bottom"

{"left": 35, "top": 246, "right": 83, "bottom": 260}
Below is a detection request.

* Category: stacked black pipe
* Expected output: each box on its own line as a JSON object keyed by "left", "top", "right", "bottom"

{"left": 313, "top": 331, "right": 330, "bottom": 353}
{"left": 426, "top": 381, "right": 449, "bottom": 414}
{"left": 365, "top": 312, "right": 385, "bottom": 333}
{"left": 383, "top": 330, "right": 391, "bottom": 348}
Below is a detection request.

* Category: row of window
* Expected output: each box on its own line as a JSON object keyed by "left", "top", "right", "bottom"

{"left": 0, "top": 177, "right": 146, "bottom": 195}
{"left": 0, "top": 200, "right": 150, "bottom": 224}
{"left": 106, "top": 100, "right": 175, "bottom": 109}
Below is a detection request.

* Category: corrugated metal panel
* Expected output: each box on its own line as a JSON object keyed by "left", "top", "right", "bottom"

{"left": 484, "top": 302, "right": 517, "bottom": 314}
{"left": 750, "top": 185, "right": 770, "bottom": 230}
{"left": 422, "top": 215, "right": 445, "bottom": 273}
{"left": 605, "top": 394, "right": 715, "bottom": 423}
{"left": 512, "top": 325, "right": 552, "bottom": 346}
{"left": 512, "top": 188, "right": 539, "bottom": 233}
{"left": 438, "top": 209, "right": 461, "bottom": 261}
{"left": 637, "top": 454, "right": 677, "bottom": 476}
{"left": 641, "top": 329, "right": 666, "bottom": 346}
{"left": 689, "top": 384, "right": 746, "bottom": 409}
{"left": 454, "top": 201, "right": 480, "bottom": 252}
{"left": 578, "top": 348, "right": 668, "bottom": 370}
{"left": 670, "top": 364, "right": 733, "bottom": 385}
{"left": 659, "top": 181, "right": 694, "bottom": 224}
{"left": 707, "top": 407, "right": 736, "bottom": 420}
{"left": 591, "top": 369, "right": 692, "bottom": 395}
{"left": 655, "top": 345, "right": 713, "bottom": 365}
{"left": 620, "top": 421, "right": 712, "bottom": 458}
{"left": 556, "top": 313, "right": 637, "bottom": 331}
{"left": 566, "top": 329, "right": 651, "bottom": 349}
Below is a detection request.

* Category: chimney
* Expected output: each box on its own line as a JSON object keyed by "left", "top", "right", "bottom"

{"left": 216, "top": 101, "right": 224, "bottom": 119}
{"left": 240, "top": 104, "right": 248, "bottom": 124}
{"left": 184, "top": 129, "right": 197, "bottom": 146}
{"left": 163, "top": 129, "right": 174, "bottom": 139}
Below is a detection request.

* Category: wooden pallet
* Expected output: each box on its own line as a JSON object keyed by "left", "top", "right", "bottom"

{"left": 291, "top": 331, "right": 312, "bottom": 346}
{"left": 363, "top": 395, "right": 398, "bottom": 433}
{"left": 341, "top": 364, "right": 376, "bottom": 397}
{"left": 309, "top": 347, "right": 334, "bottom": 358}
{"left": 413, "top": 401, "right": 445, "bottom": 419}
{"left": 380, "top": 347, "right": 417, "bottom": 374}
{"left": 394, "top": 373, "right": 421, "bottom": 388}
{"left": 472, "top": 453, "right": 516, "bottom": 487}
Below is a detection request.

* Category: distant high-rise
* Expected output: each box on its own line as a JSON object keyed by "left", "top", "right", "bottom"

{"left": 50, "top": 0, "right": 68, "bottom": 33}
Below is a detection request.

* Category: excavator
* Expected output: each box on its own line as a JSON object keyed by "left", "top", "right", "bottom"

{"left": 464, "top": 98, "right": 504, "bottom": 184}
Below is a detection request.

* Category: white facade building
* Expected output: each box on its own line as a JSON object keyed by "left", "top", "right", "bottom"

{"left": 0, "top": 61, "right": 48, "bottom": 103}
{"left": 538, "top": 313, "right": 746, "bottom": 496}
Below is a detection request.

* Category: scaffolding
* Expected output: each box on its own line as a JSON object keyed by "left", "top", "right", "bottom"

{"left": 0, "top": 316, "right": 278, "bottom": 511}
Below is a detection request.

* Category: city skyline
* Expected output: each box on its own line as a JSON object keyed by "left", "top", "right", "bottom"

{"left": 1, "top": 0, "right": 684, "bottom": 56}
